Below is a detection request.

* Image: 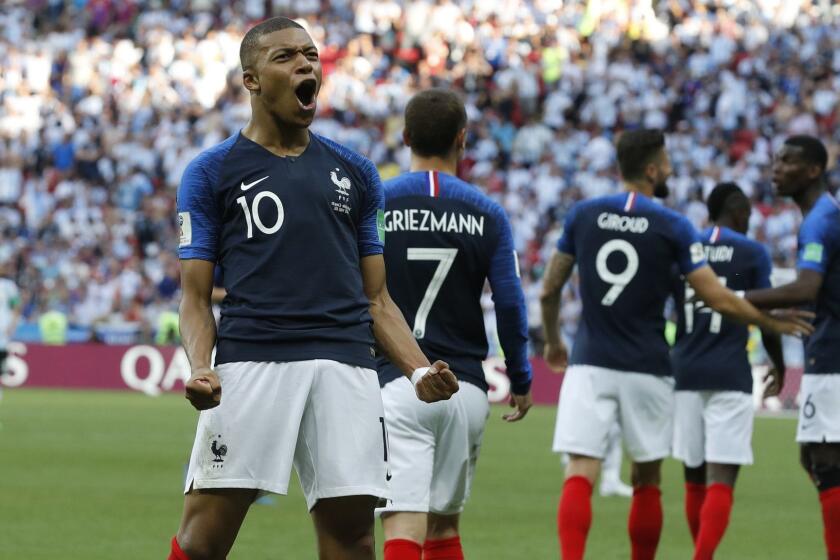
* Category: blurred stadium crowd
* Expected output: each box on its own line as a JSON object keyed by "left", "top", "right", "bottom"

{"left": 0, "top": 0, "right": 838, "bottom": 346}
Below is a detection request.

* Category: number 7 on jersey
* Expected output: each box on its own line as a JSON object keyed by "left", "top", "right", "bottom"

{"left": 407, "top": 248, "right": 458, "bottom": 339}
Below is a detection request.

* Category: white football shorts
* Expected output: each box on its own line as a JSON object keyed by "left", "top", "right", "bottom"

{"left": 553, "top": 365, "right": 675, "bottom": 462}
{"left": 797, "top": 374, "right": 840, "bottom": 443}
{"left": 376, "top": 378, "right": 489, "bottom": 516}
{"left": 184, "top": 360, "right": 389, "bottom": 510}
{"left": 672, "top": 390, "right": 754, "bottom": 467}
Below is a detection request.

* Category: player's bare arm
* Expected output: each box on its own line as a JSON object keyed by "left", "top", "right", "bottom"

{"left": 745, "top": 269, "right": 823, "bottom": 309}
{"left": 686, "top": 265, "right": 814, "bottom": 338}
{"left": 540, "top": 250, "right": 575, "bottom": 371}
{"left": 360, "top": 254, "right": 459, "bottom": 402}
{"left": 179, "top": 259, "right": 221, "bottom": 410}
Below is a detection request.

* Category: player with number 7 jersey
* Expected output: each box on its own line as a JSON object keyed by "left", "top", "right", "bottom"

{"left": 540, "top": 129, "right": 814, "bottom": 560}
{"left": 375, "top": 89, "right": 532, "bottom": 560}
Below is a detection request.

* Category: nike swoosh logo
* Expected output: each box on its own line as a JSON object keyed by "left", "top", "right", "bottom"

{"left": 240, "top": 176, "right": 269, "bottom": 191}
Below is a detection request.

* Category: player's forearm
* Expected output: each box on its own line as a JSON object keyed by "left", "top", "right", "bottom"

{"left": 706, "top": 287, "right": 776, "bottom": 331}
{"left": 760, "top": 328, "right": 786, "bottom": 373}
{"left": 746, "top": 282, "right": 816, "bottom": 309}
{"left": 179, "top": 297, "right": 217, "bottom": 371}
{"left": 495, "top": 306, "right": 532, "bottom": 394}
{"left": 539, "top": 289, "right": 562, "bottom": 346}
{"left": 370, "top": 294, "right": 430, "bottom": 376}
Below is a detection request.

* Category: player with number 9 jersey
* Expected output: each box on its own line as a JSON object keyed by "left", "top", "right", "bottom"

{"left": 540, "top": 130, "right": 812, "bottom": 560}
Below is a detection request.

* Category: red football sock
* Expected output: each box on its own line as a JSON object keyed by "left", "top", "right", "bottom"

{"left": 693, "top": 483, "right": 733, "bottom": 560}
{"left": 423, "top": 536, "right": 464, "bottom": 560}
{"left": 685, "top": 483, "right": 706, "bottom": 543}
{"left": 820, "top": 487, "right": 840, "bottom": 560}
{"left": 384, "top": 538, "right": 422, "bottom": 560}
{"left": 168, "top": 536, "right": 190, "bottom": 560}
{"left": 558, "top": 476, "right": 593, "bottom": 560}
{"left": 628, "top": 485, "right": 663, "bottom": 560}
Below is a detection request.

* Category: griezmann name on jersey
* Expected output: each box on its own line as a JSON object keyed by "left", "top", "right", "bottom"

{"left": 671, "top": 226, "right": 772, "bottom": 393}
{"left": 378, "top": 171, "right": 531, "bottom": 394}
{"left": 798, "top": 193, "right": 840, "bottom": 375}
{"left": 177, "top": 132, "right": 385, "bottom": 369}
{"left": 557, "top": 191, "right": 706, "bottom": 376}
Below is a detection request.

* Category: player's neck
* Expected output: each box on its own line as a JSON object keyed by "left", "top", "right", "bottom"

{"left": 241, "top": 115, "right": 310, "bottom": 158}
{"left": 623, "top": 181, "right": 653, "bottom": 198}
{"left": 793, "top": 182, "right": 825, "bottom": 216}
{"left": 409, "top": 154, "right": 458, "bottom": 176}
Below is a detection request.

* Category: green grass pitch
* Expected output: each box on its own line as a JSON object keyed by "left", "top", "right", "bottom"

{"left": 0, "top": 389, "right": 823, "bottom": 559}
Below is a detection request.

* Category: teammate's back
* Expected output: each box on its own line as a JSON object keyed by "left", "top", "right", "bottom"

{"left": 379, "top": 170, "right": 529, "bottom": 392}
{"left": 672, "top": 222, "right": 772, "bottom": 392}
{"left": 560, "top": 190, "right": 705, "bottom": 375}
{"left": 376, "top": 89, "right": 531, "bottom": 560}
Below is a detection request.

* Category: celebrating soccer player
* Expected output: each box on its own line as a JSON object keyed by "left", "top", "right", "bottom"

{"left": 744, "top": 135, "right": 840, "bottom": 560}
{"left": 169, "top": 18, "right": 458, "bottom": 560}
{"left": 375, "top": 89, "right": 532, "bottom": 560}
{"left": 540, "top": 129, "right": 814, "bottom": 560}
{"left": 671, "top": 182, "right": 786, "bottom": 559}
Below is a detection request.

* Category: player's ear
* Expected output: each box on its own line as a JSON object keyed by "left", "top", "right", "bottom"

{"left": 455, "top": 128, "right": 467, "bottom": 152}
{"left": 243, "top": 69, "right": 260, "bottom": 94}
{"left": 402, "top": 129, "right": 412, "bottom": 148}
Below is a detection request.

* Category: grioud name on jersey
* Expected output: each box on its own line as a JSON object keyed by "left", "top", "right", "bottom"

{"left": 383, "top": 209, "right": 485, "bottom": 236}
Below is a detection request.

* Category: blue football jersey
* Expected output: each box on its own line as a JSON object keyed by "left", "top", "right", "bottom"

{"left": 557, "top": 191, "right": 707, "bottom": 376}
{"left": 177, "top": 132, "right": 384, "bottom": 368}
{"left": 377, "top": 171, "right": 531, "bottom": 394}
{"left": 798, "top": 193, "right": 840, "bottom": 375}
{"left": 671, "top": 226, "right": 772, "bottom": 392}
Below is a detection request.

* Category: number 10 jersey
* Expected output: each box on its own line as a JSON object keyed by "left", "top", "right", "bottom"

{"left": 557, "top": 191, "right": 706, "bottom": 376}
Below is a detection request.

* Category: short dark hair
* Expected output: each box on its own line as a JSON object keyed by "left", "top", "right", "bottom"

{"left": 616, "top": 129, "right": 666, "bottom": 181}
{"left": 706, "top": 182, "right": 747, "bottom": 222}
{"left": 784, "top": 135, "right": 828, "bottom": 172}
{"left": 240, "top": 17, "right": 305, "bottom": 71}
{"left": 404, "top": 89, "right": 467, "bottom": 158}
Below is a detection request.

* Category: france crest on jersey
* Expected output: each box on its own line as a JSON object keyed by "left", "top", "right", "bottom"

{"left": 671, "top": 226, "right": 772, "bottom": 392}
{"left": 377, "top": 171, "right": 531, "bottom": 394}
{"left": 177, "top": 132, "right": 384, "bottom": 369}
{"left": 797, "top": 193, "right": 840, "bottom": 375}
{"left": 557, "top": 191, "right": 706, "bottom": 376}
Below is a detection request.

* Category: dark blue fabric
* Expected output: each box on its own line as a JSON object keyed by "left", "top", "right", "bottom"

{"left": 797, "top": 193, "right": 840, "bottom": 374}
{"left": 176, "top": 132, "right": 384, "bottom": 368}
{"left": 557, "top": 192, "right": 706, "bottom": 376}
{"left": 672, "top": 226, "right": 772, "bottom": 393}
{"left": 377, "top": 171, "right": 531, "bottom": 393}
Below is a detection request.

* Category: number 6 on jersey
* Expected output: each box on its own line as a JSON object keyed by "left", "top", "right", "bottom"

{"left": 407, "top": 247, "right": 458, "bottom": 338}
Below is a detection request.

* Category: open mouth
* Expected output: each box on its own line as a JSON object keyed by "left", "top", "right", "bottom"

{"left": 294, "top": 79, "right": 317, "bottom": 111}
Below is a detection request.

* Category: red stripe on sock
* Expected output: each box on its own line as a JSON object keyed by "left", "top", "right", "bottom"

{"left": 685, "top": 482, "right": 706, "bottom": 543}
{"left": 820, "top": 487, "right": 840, "bottom": 560}
{"left": 384, "top": 538, "right": 422, "bottom": 560}
{"left": 629, "top": 485, "right": 663, "bottom": 560}
{"left": 558, "top": 476, "right": 593, "bottom": 560}
{"left": 168, "top": 536, "right": 190, "bottom": 560}
{"left": 423, "top": 536, "right": 464, "bottom": 560}
{"left": 694, "top": 483, "right": 734, "bottom": 560}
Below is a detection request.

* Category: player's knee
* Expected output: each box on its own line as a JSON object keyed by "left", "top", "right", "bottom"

{"left": 427, "top": 513, "right": 459, "bottom": 540}
{"left": 631, "top": 461, "right": 662, "bottom": 487}
{"left": 176, "top": 532, "right": 226, "bottom": 560}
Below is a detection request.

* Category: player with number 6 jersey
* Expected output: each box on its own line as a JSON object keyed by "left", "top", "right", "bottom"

{"left": 671, "top": 183, "right": 786, "bottom": 560}
{"left": 540, "top": 129, "right": 814, "bottom": 560}
{"left": 375, "top": 89, "right": 533, "bottom": 560}
{"left": 744, "top": 135, "right": 840, "bottom": 560}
